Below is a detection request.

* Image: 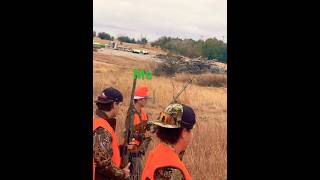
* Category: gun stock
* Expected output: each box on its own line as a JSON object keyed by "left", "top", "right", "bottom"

{"left": 170, "top": 79, "right": 192, "bottom": 104}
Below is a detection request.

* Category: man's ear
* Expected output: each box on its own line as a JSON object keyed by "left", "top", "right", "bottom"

{"left": 181, "top": 128, "right": 188, "bottom": 139}
{"left": 111, "top": 102, "right": 116, "bottom": 109}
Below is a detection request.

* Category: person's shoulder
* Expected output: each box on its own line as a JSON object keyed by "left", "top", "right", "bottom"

{"left": 93, "top": 127, "right": 113, "bottom": 152}
{"left": 94, "top": 127, "right": 112, "bottom": 139}
{"left": 154, "top": 167, "right": 184, "bottom": 180}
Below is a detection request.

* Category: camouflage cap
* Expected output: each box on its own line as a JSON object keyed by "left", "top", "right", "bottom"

{"left": 152, "top": 103, "right": 184, "bottom": 128}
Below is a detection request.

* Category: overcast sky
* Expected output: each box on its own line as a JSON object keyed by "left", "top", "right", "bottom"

{"left": 93, "top": 0, "right": 227, "bottom": 42}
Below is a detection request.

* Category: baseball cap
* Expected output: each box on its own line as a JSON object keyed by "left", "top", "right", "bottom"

{"left": 95, "top": 87, "right": 123, "bottom": 104}
{"left": 134, "top": 85, "right": 152, "bottom": 100}
{"left": 152, "top": 103, "right": 196, "bottom": 129}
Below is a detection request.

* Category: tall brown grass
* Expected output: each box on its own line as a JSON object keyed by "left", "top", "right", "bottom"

{"left": 175, "top": 73, "right": 227, "bottom": 88}
{"left": 93, "top": 56, "right": 227, "bottom": 180}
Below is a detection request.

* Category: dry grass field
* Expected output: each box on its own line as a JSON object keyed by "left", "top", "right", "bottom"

{"left": 93, "top": 51, "right": 227, "bottom": 180}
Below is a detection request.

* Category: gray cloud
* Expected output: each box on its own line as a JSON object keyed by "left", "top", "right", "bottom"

{"left": 93, "top": 0, "right": 227, "bottom": 42}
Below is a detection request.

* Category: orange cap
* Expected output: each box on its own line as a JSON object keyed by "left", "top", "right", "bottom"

{"left": 134, "top": 86, "right": 151, "bottom": 99}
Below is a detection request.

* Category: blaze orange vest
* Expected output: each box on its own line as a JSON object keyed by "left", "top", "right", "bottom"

{"left": 133, "top": 109, "right": 147, "bottom": 125}
{"left": 131, "top": 110, "right": 148, "bottom": 146}
{"left": 141, "top": 143, "right": 192, "bottom": 180}
{"left": 93, "top": 118, "right": 121, "bottom": 180}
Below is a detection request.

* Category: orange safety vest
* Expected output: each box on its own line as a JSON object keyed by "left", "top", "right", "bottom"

{"left": 141, "top": 143, "right": 192, "bottom": 180}
{"left": 133, "top": 109, "right": 148, "bottom": 125}
{"left": 93, "top": 118, "right": 121, "bottom": 180}
{"left": 131, "top": 110, "right": 148, "bottom": 146}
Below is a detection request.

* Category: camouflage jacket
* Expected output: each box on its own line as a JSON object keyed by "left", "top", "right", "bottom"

{"left": 152, "top": 151, "right": 186, "bottom": 180}
{"left": 93, "top": 110, "right": 128, "bottom": 180}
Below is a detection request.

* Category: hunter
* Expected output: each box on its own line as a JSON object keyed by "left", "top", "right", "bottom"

{"left": 93, "top": 87, "right": 131, "bottom": 180}
{"left": 141, "top": 103, "right": 196, "bottom": 180}
{"left": 123, "top": 85, "right": 155, "bottom": 180}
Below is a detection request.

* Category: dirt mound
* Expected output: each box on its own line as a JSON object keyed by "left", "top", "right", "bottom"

{"left": 154, "top": 54, "right": 227, "bottom": 76}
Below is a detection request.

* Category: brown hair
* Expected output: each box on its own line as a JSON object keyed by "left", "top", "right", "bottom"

{"left": 96, "top": 101, "right": 119, "bottom": 111}
{"left": 156, "top": 126, "right": 192, "bottom": 145}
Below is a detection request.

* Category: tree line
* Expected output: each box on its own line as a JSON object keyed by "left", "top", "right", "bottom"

{"left": 93, "top": 31, "right": 227, "bottom": 63}
{"left": 151, "top": 36, "right": 227, "bottom": 63}
{"left": 93, "top": 31, "right": 148, "bottom": 45}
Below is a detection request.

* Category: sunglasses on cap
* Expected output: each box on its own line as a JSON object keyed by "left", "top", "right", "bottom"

{"left": 158, "top": 111, "right": 195, "bottom": 128}
{"left": 159, "top": 111, "right": 177, "bottom": 126}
